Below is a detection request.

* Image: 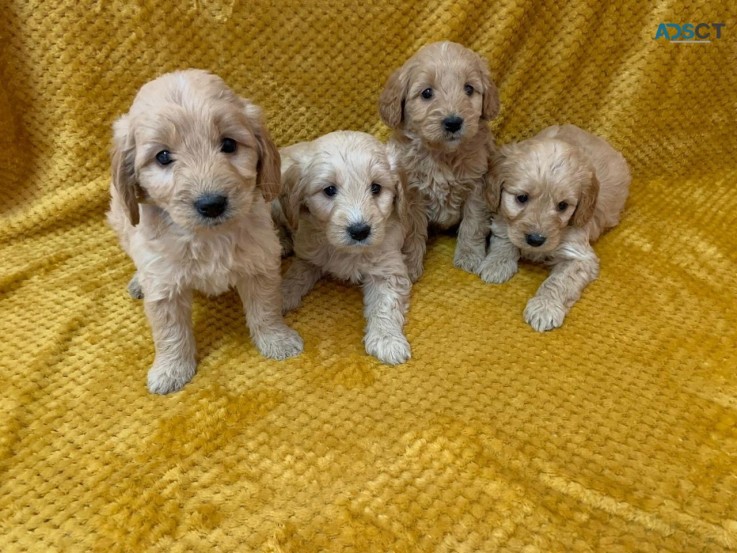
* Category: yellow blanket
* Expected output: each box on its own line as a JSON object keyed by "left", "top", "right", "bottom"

{"left": 2, "top": 1, "right": 736, "bottom": 551}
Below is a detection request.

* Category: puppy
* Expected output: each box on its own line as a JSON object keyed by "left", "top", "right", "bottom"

{"left": 275, "top": 131, "right": 416, "bottom": 365}
{"left": 108, "top": 69, "right": 303, "bottom": 394}
{"left": 479, "top": 124, "right": 631, "bottom": 331}
{"left": 379, "top": 41, "right": 500, "bottom": 277}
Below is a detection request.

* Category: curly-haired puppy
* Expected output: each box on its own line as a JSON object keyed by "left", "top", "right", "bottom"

{"left": 379, "top": 41, "right": 500, "bottom": 276}
{"left": 479, "top": 124, "right": 631, "bottom": 331}
{"left": 275, "top": 131, "right": 416, "bottom": 365}
{"left": 108, "top": 69, "right": 303, "bottom": 394}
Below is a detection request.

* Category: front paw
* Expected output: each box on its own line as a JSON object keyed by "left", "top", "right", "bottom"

{"left": 128, "top": 275, "right": 144, "bottom": 300}
{"left": 147, "top": 359, "right": 196, "bottom": 394}
{"left": 479, "top": 258, "right": 518, "bottom": 284}
{"left": 255, "top": 325, "right": 304, "bottom": 360}
{"left": 364, "top": 331, "right": 411, "bottom": 365}
{"left": 453, "top": 249, "right": 484, "bottom": 274}
{"left": 278, "top": 230, "right": 294, "bottom": 258}
{"left": 524, "top": 296, "right": 567, "bottom": 332}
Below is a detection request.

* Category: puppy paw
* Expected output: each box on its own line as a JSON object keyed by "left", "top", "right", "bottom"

{"left": 279, "top": 232, "right": 294, "bottom": 258}
{"left": 524, "top": 296, "right": 567, "bottom": 332}
{"left": 365, "top": 332, "right": 411, "bottom": 365}
{"left": 128, "top": 275, "right": 144, "bottom": 300}
{"left": 479, "top": 258, "right": 518, "bottom": 284}
{"left": 453, "top": 250, "right": 484, "bottom": 274}
{"left": 255, "top": 325, "right": 304, "bottom": 360}
{"left": 147, "top": 359, "right": 196, "bottom": 394}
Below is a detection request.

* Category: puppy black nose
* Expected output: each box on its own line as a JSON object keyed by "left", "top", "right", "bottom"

{"left": 347, "top": 223, "right": 372, "bottom": 242}
{"left": 194, "top": 194, "right": 228, "bottom": 218}
{"left": 443, "top": 116, "right": 464, "bottom": 133}
{"left": 526, "top": 233, "right": 547, "bottom": 247}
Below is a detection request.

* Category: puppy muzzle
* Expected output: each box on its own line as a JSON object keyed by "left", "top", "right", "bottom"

{"left": 347, "top": 222, "right": 372, "bottom": 243}
{"left": 195, "top": 194, "right": 228, "bottom": 219}
{"left": 330, "top": 219, "right": 381, "bottom": 251}
{"left": 442, "top": 115, "right": 464, "bottom": 138}
{"left": 525, "top": 233, "right": 547, "bottom": 248}
{"left": 189, "top": 190, "right": 234, "bottom": 228}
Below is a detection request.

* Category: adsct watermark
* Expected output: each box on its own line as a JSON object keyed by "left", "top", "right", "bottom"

{"left": 654, "top": 22, "right": 725, "bottom": 44}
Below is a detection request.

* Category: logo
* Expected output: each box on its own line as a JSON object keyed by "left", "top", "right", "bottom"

{"left": 654, "top": 23, "right": 725, "bottom": 43}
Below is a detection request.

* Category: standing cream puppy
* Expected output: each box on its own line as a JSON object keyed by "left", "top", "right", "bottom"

{"left": 480, "top": 124, "right": 631, "bottom": 331}
{"left": 108, "top": 69, "right": 303, "bottom": 394}
{"left": 379, "top": 41, "right": 500, "bottom": 277}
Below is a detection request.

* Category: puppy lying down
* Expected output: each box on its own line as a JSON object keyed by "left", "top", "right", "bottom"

{"left": 480, "top": 124, "right": 631, "bottom": 331}
{"left": 274, "top": 131, "right": 419, "bottom": 365}
{"left": 108, "top": 69, "right": 302, "bottom": 394}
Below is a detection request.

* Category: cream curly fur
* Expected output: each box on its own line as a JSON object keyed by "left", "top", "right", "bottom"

{"left": 108, "top": 69, "right": 302, "bottom": 394}
{"left": 274, "top": 131, "right": 419, "bottom": 365}
{"left": 479, "top": 124, "right": 631, "bottom": 331}
{"left": 379, "top": 41, "right": 500, "bottom": 275}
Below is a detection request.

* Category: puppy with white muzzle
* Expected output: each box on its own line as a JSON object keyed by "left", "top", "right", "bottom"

{"left": 479, "top": 124, "right": 631, "bottom": 331}
{"left": 379, "top": 41, "right": 500, "bottom": 277}
{"left": 108, "top": 69, "right": 303, "bottom": 394}
{"left": 275, "top": 131, "right": 418, "bottom": 365}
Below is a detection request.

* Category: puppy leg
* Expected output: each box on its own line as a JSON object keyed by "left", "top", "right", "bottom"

{"left": 145, "top": 290, "right": 197, "bottom": 394}
{"left": 362, "top": 270, "right": 411, "bottom": 365}
{"left": 454, "top": 187, "right": 491, "bottom": 274}
{"left": 524, "top": 246, "right": 599, "bottom": 332}
{"left": 128, "top": 273, "right": 144, "bottom": 299}
{"left": 281, "top": 258, "right": 323, "bottom": 313}
{"left": 478, "top": 228, "right": 520, "bottom": 284}
{"left": 237, "top": 272, "right": 304, "bottom": 359}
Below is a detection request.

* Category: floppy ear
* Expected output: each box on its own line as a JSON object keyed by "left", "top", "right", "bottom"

{"left": 390, "top": 157, "right": 428, "bottom": 283}
{"left": 254, "top": 123, "right": 282, "bottom": 202}
{"left": 477, "top": 55, "right": 500, "bottom": 121}
{"left": 392, "top": 165, "right": 412, "bottom": 233}
{"left": 571, "top": 172, "right": 600, "bottom": 227}
{"left": 483, "top": 149, "right": 505, "bottom": 213}
{"left": 278, "top": 160, "right": 304, "bottom": 231}
{"left": 242, "top": 100, "right": 282, "bottom": 202}
{"left": 110, "top": 114, "right": 140, "bottom": 226}
{"left": 379, "top": 65, "right": 409, "bottom": 129}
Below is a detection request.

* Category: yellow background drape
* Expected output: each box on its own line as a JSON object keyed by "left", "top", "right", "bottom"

{"left": 1, "top": 2, "right": 736, "bottom": 551}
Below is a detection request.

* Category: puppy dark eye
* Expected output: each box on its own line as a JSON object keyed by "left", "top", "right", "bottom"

{"left": 221, "top": 138, "right": 237, "bottom": 153}
{"left": 371, "top": 182, "right": 382, "bottom": 195}
{"left": 464, "top": 84, "right": 474, "bottom": 96}
{"left": 156, "top": 150, "right": 173, "bottom": 166}
{"left": 421, "top": 88, "right": 433, "bottom": 100}
{"left": 516, "top": 194, "right": 528, "bottom": 204}
{"left": 323, "top": 185, "right": 337, "bottom": 197}
{"left": 557, "top": 201, "right": 569, "bottom": 211}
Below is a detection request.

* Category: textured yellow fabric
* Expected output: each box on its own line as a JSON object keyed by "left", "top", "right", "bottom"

{"left": 1, "top": 1, "right": 736, "bottom": 551}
